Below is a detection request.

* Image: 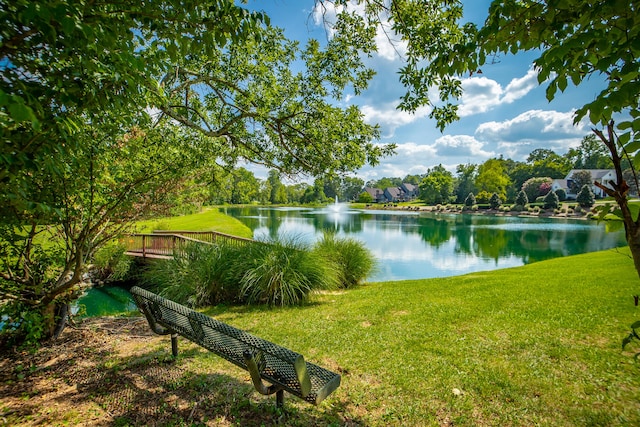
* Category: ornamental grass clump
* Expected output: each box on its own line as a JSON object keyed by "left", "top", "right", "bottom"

{"left": 237, "top": 236, "right": 338, "bottom": 306}
{"left": 313, "top": 232, "right": 377, "bottom": 289}
{"left": 142, "top": 242, "right": 242, "bottom": 307}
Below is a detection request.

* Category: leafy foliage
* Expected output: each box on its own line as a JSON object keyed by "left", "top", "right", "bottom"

{"left": 489, "top": 193, "right": 502, "bottom": 209}
{"left": 543, "top": 189, "right": 560, "bottom": 210}
{"left": 419, "top": 165, "right": 454, "bottom": 205}
{"left": 313, "top": 232, "right": 377, "bottom": 289}
{"left": 1, "top": 0, "right": 395, "bottom": 342}
{"left": 515, "top": 190, "right": 529, "bottom": 207}
{"left": 576, "top": 184, "right": 595, "bottom": 208}
{"left": 522, "top": 177, "right": 553, "bottom": 203}
{"left": 464, "top": 192, "right": 476, "bottom": 207}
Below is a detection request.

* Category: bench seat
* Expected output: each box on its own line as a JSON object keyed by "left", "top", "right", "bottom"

{"left": 130, "top": 286, "right": 340, "bottom": 406}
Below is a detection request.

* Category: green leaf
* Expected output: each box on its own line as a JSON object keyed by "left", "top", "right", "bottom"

{"left": 8, "top": 101, "right": 37, "bottom": 124}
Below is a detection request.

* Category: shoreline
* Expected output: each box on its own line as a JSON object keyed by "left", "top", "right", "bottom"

{"left": 356, "top": 203, "right": 595, "bottom": 221}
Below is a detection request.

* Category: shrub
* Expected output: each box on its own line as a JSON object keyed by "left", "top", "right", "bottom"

{"left": 577, "top": 184, "right": 595, "bottom": 208}
{"left": 511, "top": 204, "right": 525, "bottom": 212}
{"left": 358, "top": 191, "right": 373, "bottom": 204}
{"left": 543, "top": 189, "right": 560, "bottom": 209}
{"left": 515, "top": 190, "right": 529, "bottom": 207}
{"left": 464, "top": 192, "right": 476, "bottom": 207}
{"left": 238, "top": 236, "right": 338, "bottom": 306}
{"left": 521, "top": 177, "right": 552, "bottom": 202}
{"left": 555, "top": 188, "right": 567, "bottom": 201}
{"left": 489, "top": 193, "right": 502, "bottom": 209}
{"left": 142, "top": 242, "right": 242, "bottom": 307}
{"left": 475, "top": 191, "right": 492, "bottom": 204}
{"left": 92, "top": 241, "right": 133, "bottom": 282}
{"left": 313, "top": 232, "right": 377, "bottom": 289}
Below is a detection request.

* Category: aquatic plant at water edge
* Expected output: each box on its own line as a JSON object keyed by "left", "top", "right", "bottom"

{"left": 141, "top": 242, "right": 241, "bottom": 307}
{"left": 313, "top": 232, "right": 377, "bottom": 289}
{"left": 236, "top": 236, "right": 338, "bottom": 306}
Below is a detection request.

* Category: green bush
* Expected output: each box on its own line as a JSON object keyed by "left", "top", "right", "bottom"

{"left": 464, "top": 192, "right": 476, "bottom": 207}
{"left": 577, "top": 184, "right": 595, "bottom": 208}
{"left": 515, "top": 190, "right": 528, "bottom": 207}
{"left": 92, "top": 241, "right": 133, "bottom": 282}
{"left": 555, "top": 188, "right": 567, "bottom": 201}
{"left": 237, "top": 237, "right": 338, "bottom": 306}
{"left": 543, "top": 189, "right": 560, "bottom": 209}
{"left": 313, "top": 232, "right": 377, "bottom": 289}
{"left": 489, "top": 192, "right": 502, "bottom": 209}
{"left": 142, "top": 242, "right": 242, "bottom": 307}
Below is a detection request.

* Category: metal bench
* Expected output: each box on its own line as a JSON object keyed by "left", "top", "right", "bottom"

{"left": 129, "top": 286, "right": 341, "bottom": 407}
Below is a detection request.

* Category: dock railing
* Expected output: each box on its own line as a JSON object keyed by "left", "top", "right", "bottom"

{"left": 123, "top": 230, "right": 255, "bottom": 259}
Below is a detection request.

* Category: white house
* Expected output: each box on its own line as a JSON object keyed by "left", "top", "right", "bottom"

{"left": 552, "top": 169, "right": 615, "bottom": 199}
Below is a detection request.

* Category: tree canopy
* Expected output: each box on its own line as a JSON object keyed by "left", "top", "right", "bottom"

{"left": 1, "top": 0, "right": 395, "bottom": 343}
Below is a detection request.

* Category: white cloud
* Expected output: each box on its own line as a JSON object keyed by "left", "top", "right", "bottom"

{"left": 475, "top": 109, "right": 591, "bottom": 159}
{"left": 433, "top": 134, "right": 495, "bottom": 159}
{"left": 503, "top": 68, "right": 540, "bottom": 103}
{"left": 358, "top": 142, "right": 437, "bottom": 180}
{"left": 458, "top": 67, "right": 540, "bottom": 117}
{"left": 361, "top": 102, "right": 432, "bottom": 137}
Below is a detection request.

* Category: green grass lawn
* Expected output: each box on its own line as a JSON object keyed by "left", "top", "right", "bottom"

{"left": 134, "top": 207, "right": 252, "bottom": 238}
{"left": 177, "top": 246, "right": 640, "bottom": 426}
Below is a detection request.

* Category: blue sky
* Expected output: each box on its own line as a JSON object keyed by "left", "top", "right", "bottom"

{"left": 245, "top": 1, "right": 604, "bottom": 183}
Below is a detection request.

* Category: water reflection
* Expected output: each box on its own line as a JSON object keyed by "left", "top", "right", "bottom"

{"left": 220, "top": 207, "right": 627, "bottom": 282}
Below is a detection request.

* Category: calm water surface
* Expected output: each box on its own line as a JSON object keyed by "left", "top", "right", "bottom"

{"left": 221, "top": 206, "right": 627, "bottom": 282}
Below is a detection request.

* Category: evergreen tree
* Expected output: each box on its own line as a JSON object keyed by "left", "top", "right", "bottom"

{"left": 543, "top": 189, "right": 559, "bottom": 210}
{"left": 464, "top": 192, "right": 476, "bottom": 207}
{"left": 515, "top": 190, "right": 529, "bottom": 207}
{"left": 489, "top": 193, "right": 502, "bottom": 209}
{"left": 577, "top": 184, "right": 595, "bottom": 208}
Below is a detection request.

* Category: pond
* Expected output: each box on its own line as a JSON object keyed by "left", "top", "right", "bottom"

{"left": 75, "top": 205, "right": 627, "bottom": 316}
{"left": 221, "top": 205, "right": 627, "bottom": 282}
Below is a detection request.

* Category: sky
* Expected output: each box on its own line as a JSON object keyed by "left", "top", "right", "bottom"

{"left": 244, "top": 0, "right": 605, "bottom": 184}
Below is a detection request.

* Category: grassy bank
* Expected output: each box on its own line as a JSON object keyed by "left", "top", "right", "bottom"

{"left": 134, "top": 207, "right": 253, "bottom": 238}
{"left": 185, "top": 246, "right": 639, "bottom": 425}
{"left": 2, "top": 247, "right": 639, "bottom": 426}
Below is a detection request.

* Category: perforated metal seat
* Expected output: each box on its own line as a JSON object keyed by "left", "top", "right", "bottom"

{"left": 130, "top": 286, "right": 340, "bottom": 407}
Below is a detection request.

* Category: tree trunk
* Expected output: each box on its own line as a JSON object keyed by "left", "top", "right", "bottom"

{"left": 41, "top": 301, "right": 69, "bottom": 340}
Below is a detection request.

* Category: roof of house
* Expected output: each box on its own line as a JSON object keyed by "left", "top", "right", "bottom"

{"left": 565, "top": 169, "right": 615, "bottom": 180}
{"left": 385, "top": 187, "right": 404, "bottom": 198}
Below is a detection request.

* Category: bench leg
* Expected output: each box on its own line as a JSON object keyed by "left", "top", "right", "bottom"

{"left": 171, "top": 334, "right": 178, "bottom": 357}
{"left": 276, "top": 389, "right": 284, "bottom": 408}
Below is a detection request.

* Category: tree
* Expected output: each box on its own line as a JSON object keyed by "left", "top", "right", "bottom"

{"left": 515, "top": 190, "right": 529, "bottom": 208}
{"left": 229, "top": 168, "right": 261, "bottom": 205}
{"left": 489, "top": 193, "right": 502, "bottom": 210}
{"left": 521, "top": 177, "right": 553, "bottom": 204}
{"left": 569, "top": 135, "right": 615, "bottom": 169}
{"left": 475, "top": 159, "right": 511, "bottom": 201}
{"left": 341, "top": 176, "right": 365, "bottom": 201}
{"left": 454, "top": 163, "right": 477, "bottom": 204}
{"left": 1, "top": 114, "right": 216, "bottom": 342}
{"left": 543, "top": 190, "right": 559, "bottom": 210}
{"left": 267, "top": 171, "right": 287, "bottom": 205}
{"left": 527, "top": 149, "right": 572, "bottom": 179}
{"left": 576, "top": 184, "right": 595, "bottom": 209}
{"left": 464, "top": 192, "right": 476, "bottom": 208}
{"left": 1, "top": 1, "right": 396, "bottom": 343}
{"left": 419, "top": 165, "right": 454, "bottom": 205}
{"left": 568, "top": 171, "right": 594, "bottom": 195}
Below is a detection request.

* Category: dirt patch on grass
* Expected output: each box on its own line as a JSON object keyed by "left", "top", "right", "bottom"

{"left": 0, "top": 317, "right": 357, "bottom": 426}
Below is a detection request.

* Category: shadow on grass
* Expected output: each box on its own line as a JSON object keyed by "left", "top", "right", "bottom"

{"left": 0, "top": 317, "right": 359, "bottom": 427}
